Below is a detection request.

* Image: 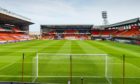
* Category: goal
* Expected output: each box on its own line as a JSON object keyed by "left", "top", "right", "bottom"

{"left": 32, "top": 53, "right": 112, "bottom": 84}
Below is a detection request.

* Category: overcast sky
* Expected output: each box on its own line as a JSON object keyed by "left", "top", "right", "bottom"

{"left": 0, "top": 0, "right": 140, "bottom": 32}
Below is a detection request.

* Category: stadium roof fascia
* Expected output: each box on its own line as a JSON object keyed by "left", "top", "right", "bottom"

{"left": 93, "top": 25, "right": 109, "bottom": 29}
{"left": 106, "top": 18, "right": 140, "bottom": 28}
{"left": 41, "top": 24, "right": 93, "bottom": 29}
{"left": 0, "top": 7, "right": 33, "bottom": 25}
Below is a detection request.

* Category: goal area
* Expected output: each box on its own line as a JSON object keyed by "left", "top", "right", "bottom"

{"left": 32, "top": 53, "right": 112, "bottom": 84}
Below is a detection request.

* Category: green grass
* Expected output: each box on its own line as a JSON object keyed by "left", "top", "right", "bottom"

{"left": 0, "top": 40, "right": 140, "bottom": 84}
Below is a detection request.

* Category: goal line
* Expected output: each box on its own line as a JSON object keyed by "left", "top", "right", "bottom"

{"left": 37, "top": 53, "right": 108, "bottom": 56}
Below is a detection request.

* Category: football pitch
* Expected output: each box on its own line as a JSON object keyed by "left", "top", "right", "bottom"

{"left": 0, "top": 40, "right": 140, "bottom": 84}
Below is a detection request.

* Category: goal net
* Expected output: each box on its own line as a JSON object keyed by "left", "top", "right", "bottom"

{"left": 32, "top": 53, "right": 112, "bottom": 84}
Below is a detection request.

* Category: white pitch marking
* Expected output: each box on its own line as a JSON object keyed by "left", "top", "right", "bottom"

{"left": 0, "top": 75, "right": 140, "bottom": 78}
{"left": 38, "top": 53, "right": 108, "bottom": 56}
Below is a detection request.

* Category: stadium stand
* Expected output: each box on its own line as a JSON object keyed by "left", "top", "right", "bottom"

{"left": 93, "top": 18, "right": 140, "bottom": 36}
{"left": 0, "top": 7, "right": 33, "bottom": 44}
{"left": 40, "top": 18, "right": 140, "bottom": 44}
{"left": 0, "top": 25, "right": 30, "bottom": 43}
{"left": 91, "top": 18, "right": 140, "bottom": 44}
{"left": 41, "top": 25, "right": 92, "bottom": 40}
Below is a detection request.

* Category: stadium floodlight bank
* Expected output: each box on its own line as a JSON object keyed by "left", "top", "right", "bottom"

{"left": 32, "top": 53, "right": 112, "bottom": 84}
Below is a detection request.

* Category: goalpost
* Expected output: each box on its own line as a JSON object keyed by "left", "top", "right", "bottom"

{"left": 32, "top": 53, "right": 38, "bottom": 83}
{"left": 32, "top": 53, "right": 112, "bottom": 84}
